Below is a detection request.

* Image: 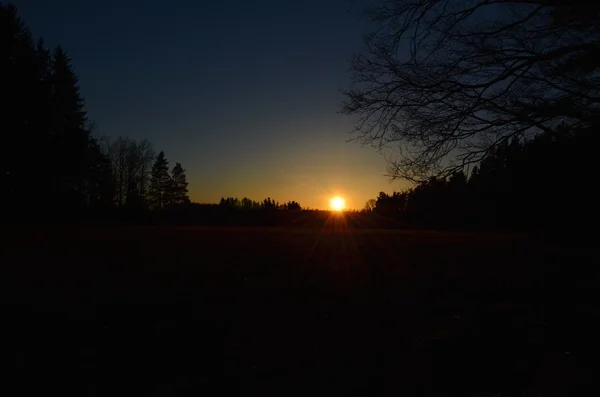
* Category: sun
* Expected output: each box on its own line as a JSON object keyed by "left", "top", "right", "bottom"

{"left": 329, "top": 196, "right": 346, "bottom": 212}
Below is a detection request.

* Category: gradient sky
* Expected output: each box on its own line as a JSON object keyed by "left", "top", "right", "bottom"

{"left": 16, "top": 0, "right": 409, "bottom": 209}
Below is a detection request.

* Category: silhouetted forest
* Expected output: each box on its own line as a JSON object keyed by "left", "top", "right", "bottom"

{"left": 219, "top": 197, "right": 301, "bottom": 211}
{"left": 345, "top": 0, "right": 600, "bottom": 233}
{"left": 363, "top": 125, "right": 598, "bottom": 231}
{"left": 1, "top": 4, "right": 190, "bottom": 221}
{"left": 3, "top": 2, "right": 598, "bottom": 232}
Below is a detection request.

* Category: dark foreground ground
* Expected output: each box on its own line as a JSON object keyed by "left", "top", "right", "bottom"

{"left": 1, "top": 215, "right": 598, "bottom": 396}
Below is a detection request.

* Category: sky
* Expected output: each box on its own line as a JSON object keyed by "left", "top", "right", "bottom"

{"left": 15, "top": 0, "right": 409, "bottom": 209}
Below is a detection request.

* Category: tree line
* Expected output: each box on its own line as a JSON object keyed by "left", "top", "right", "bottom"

{"left": 105, "top": 138, "right": 190, "bottom": 210}
{"left": 363, "top": 124, "right": 595, "bottom": 230}
{"left": 219, "top": 197, "right": 301, "bottom": 211}
{"left": 1, "top": 4, "right": 189, "bottom": 219}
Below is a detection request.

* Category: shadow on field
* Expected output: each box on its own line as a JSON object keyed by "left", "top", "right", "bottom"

{"left": 1, "top": 220, "right": 598, "bottom": 396}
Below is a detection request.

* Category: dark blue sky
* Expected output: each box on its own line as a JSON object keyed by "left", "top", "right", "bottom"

{"left": 16, "top": 0, "right": 405, "bottom": 209}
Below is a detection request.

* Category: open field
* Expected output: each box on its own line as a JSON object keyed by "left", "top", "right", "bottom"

{"left": 1, "top": 216, "right": 598, "bottom": 396}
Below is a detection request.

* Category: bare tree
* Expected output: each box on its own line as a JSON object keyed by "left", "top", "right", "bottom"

{"left": 342, "top": 0, "right": 600, "bottom": 181}
{"left": 107, "top": 137, "right": 155, "bottom": 206}
{"left": 137, "top": 139, "right": 155, "bottom": 199}
{"left": 364, "top": 198, "right": 377, "bottom": 212}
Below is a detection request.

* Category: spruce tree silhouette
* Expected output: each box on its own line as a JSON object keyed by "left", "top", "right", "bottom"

{"left": 150, "top": 151, "right": 171, "bottom": 209}
{"left": 170, "top": 162, "right": 190, "bottom": 205}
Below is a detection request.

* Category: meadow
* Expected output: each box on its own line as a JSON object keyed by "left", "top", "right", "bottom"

{"left": 2, "top": 215, "right": 596, "bottom": 396}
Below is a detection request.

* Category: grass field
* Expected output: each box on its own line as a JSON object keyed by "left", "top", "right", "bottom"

{"left": 2, "top": 215, "right": 598, "bottom": 396}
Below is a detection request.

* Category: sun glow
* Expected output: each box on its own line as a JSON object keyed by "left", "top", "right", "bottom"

{"left": 329, "top": 196, "right": 346, "bottom": 211}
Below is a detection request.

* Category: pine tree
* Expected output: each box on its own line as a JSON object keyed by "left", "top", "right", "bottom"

{"left": 49, "top": 46, "right": 89, "bottom": 207}
{"left": 1, "top": 4, "right": 39, "bottom": 207}
{"left": 170, "top": 162, "right": 189, "bottom": 204}
{"left": 149, "top": 151, "right": 171, "bottom": 208}
{"left": 1, "top": 5, "right": 114, "bottom": 216}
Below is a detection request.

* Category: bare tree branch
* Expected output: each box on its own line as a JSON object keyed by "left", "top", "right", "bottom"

{"left": 342, "top": 0, "right": 600, "bottom": 181}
